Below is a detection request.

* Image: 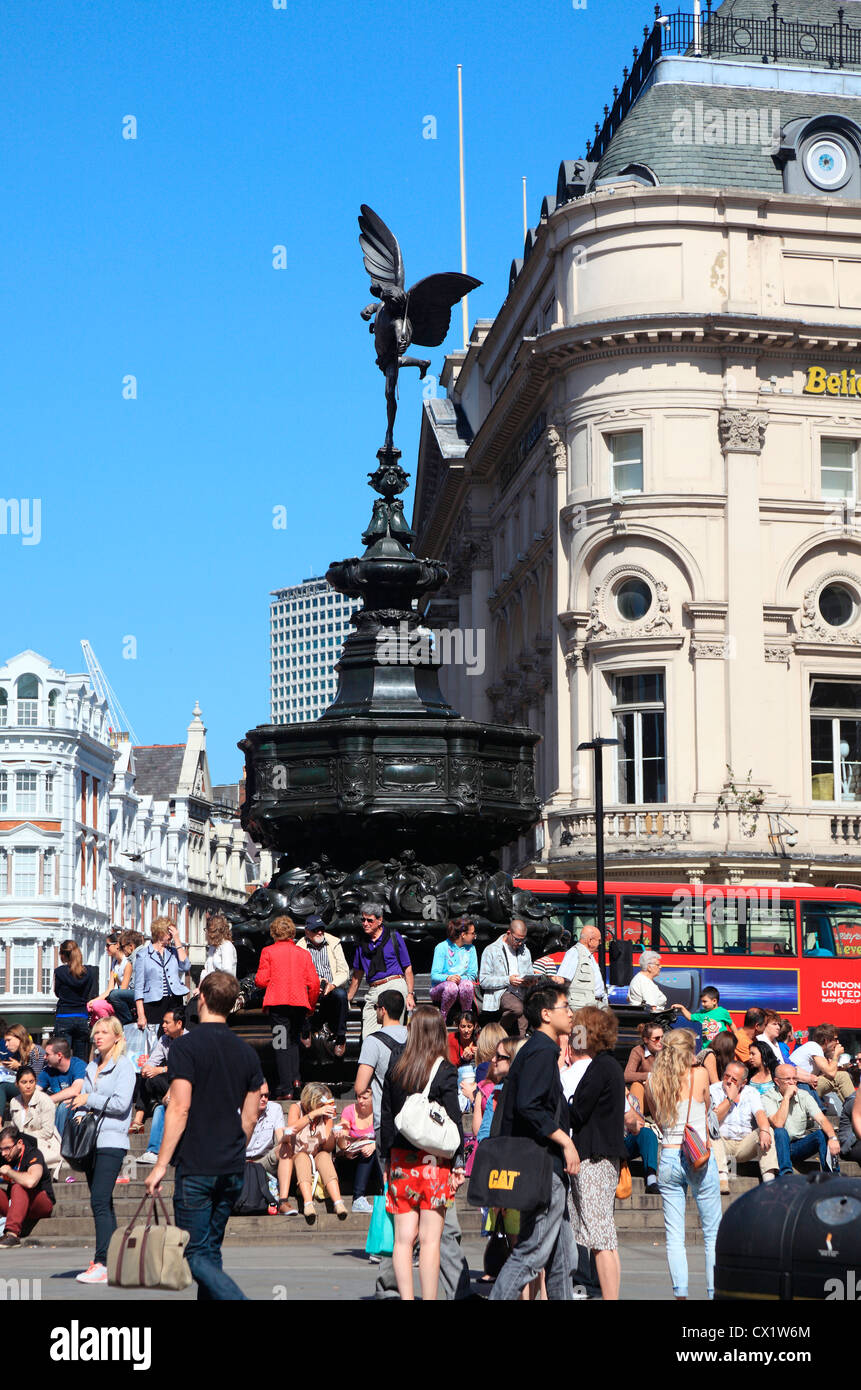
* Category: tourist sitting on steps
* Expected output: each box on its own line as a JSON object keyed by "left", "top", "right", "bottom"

{"left": 0, "top": 1125, "right": 56, "bottom": 1247}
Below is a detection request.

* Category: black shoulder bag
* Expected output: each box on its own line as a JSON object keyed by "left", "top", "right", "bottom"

{"left": 467, "top": 1087, "right": 554, "bottom": 1211}
{"left": 61, "top": 1108, "right": 108, "bottom": 1171}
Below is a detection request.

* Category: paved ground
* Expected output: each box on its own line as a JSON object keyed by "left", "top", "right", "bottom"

{"left": 0, "top": 1235, "right": 708, "bottom": 1300}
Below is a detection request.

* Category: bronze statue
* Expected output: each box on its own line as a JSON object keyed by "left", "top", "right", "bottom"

{"left": 358, "top": 204, "right": 481, "bottom": 451}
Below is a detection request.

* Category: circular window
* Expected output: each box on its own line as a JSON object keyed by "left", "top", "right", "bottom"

{"left": 819, "top": 583, "right": 856, "bottom": 628}
{"left": 615, "top": 578, "right": 652, "bottom": 622}
{"left": 804, "top": 136, "right": 850, "bottom": 189}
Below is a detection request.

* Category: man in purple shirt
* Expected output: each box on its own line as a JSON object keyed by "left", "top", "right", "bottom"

{"left": 346, "top": 901, "right": 416, "bottom": 1038}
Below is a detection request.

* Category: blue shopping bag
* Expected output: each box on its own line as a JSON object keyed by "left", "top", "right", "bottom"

{"left": 364, "top": 1191, "right": 394, "bottom": 1257}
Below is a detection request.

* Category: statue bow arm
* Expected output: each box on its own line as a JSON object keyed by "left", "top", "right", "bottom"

{"left": 358, "top": 204, "right": 405, "bottom": 290}
{"left": 405, "top": 273, "right": 483, "bottom": 348}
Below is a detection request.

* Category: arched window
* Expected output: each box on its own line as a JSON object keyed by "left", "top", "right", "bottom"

{"left": 48, "top": 689, "right": 59, "bottom": 728}
{"left": 16, "top": 674, "right": 39, "bottom": 727}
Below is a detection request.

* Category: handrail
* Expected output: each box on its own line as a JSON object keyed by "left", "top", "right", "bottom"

{"left": 585, "top": 5, "right": 861, "bottom": 168}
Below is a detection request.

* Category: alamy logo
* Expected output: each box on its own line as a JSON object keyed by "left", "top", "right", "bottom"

{"left": 0, "top": 1277, "right": 41, "bottom": 1300}
{"left": 671, "top": 101, "right": 781, "bottom": 154}
{"left": 50, "top": 1321, "right": 152, "bottom": 1371}
{"left": 0, "top": 497, "right": 41, "bottom": 545}
{"left": 376, "top": 620, "right": 486, "bottom": 676}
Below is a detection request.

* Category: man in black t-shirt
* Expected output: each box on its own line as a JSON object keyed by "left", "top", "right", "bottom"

{"left": 0, "top": 1126, "right": 56, "bottom": 1246}
{"left": 145, "top": 971, "right": 263, "bottom": 1300}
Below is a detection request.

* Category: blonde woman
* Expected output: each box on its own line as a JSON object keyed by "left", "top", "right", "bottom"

{"left": 647, "top": 1029, "right": 720, "bottom": 1300}
{"left": 278, "top": 1083, "right": 347, "bottom": 1223}
{"left": 53, "top": 939, "right": 99, "bottom": 1061}
{"left": 69, "top": 1016, "right": 136, "bottom": 1284}
{"left": 474, "top": 1022, "right": 508, "bottom": 1081}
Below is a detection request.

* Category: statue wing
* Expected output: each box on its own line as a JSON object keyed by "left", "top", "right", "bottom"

{"left": 406, "top": 273, "right": 482, "bottom": 348}
{"left": 358, "top": 205, "right": 404, "bottom": 289}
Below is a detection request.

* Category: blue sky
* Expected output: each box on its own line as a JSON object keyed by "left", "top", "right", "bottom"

{"left": 1, "top": 0, "right": 643, "bottom": 780}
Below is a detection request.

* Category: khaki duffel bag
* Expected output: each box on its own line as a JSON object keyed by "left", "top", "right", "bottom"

{"left": 107, "top": 1191, "right": 192, "bottom": 1290}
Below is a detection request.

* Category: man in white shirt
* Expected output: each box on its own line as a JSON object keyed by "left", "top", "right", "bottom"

{"left": 247, "top": 1084, "right": 293, "bottom": 1214}
{"left": 791, "top": 1025, "right": 856, "bottom": 1106}
{"left": 710, "top": 1061, "right": 778, "bottom": 1193}
{"left": 556, "top": 926, "right": 608, "bottom": 1012}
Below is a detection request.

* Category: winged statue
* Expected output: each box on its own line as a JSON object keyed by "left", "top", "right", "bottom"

{"left": 359, "top": 204, "right": 481, "bottom": 451}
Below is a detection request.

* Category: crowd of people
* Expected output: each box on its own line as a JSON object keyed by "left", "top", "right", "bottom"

{"left": 1, "top": 905, "right": 860, "bottom": 1302}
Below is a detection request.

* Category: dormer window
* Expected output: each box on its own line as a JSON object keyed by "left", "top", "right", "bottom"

{"left": 16, "top": 674, "right": 38, "bottom": 727}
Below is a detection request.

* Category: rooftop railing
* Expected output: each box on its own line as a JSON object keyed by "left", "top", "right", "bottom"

{"left": 586, "top": 4, "right": 861, "bottom": 164}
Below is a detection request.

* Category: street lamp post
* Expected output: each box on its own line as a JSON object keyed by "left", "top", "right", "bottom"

{"left": 577, "top": 736, "right": 618, "bottom": 990}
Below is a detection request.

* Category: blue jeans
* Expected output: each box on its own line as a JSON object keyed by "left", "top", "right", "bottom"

{"left": 107, "top": 988, "right": 135, "bottom": 1025}
{"left": 147, "top": 1104, "right": 165, "bottom": 1155}
{"left": 657, "top": 1150, "right": 722, "bottom": 1299}
{"left": 173, "top": 1171, "right": 246, "bottom": 1301}
{"left": 55, "top": 1101, "right": 72, "bottom": 1137}
{"left": 772, "top": 1126, "right": 835, "bottom": 1177}
{"left": 85, "top": 1147, "right": 126, "bottom": 1263}
{"left": 625, "top": 1126, "right": 659, "bottom": 1178}
{"left": 54, "top": 1014, "right": 90, "bottom": 1062}
{"left": 489, "top": 1172, "right": 576, "bottom": 1301}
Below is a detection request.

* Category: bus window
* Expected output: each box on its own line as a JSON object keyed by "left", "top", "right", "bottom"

{"left": 802, "top": 902, "right": 861, "bottom": 958}
{"left": 529, "top": 897, "right": 615, "bottom": 947}
{"left": 621, "top": 896, "right": 706, "bottom": 954}
{"left": 712, "top": 894, "right": 795, "bottom": 956}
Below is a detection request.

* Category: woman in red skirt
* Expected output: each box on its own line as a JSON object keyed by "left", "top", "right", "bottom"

{"left": 380, "top": 1004, "right": 463, "bottom": 1301}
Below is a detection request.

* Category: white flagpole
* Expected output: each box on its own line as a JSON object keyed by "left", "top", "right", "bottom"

{"left": 522, "top": 177, "right": 528, "bottom": 242}
{"left": 458, "top": 64, "right": 468, "bottom": 351}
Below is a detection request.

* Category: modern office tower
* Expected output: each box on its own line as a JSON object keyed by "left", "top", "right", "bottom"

{"left": 269, "top": 577, "right": 361, "bottom": 723}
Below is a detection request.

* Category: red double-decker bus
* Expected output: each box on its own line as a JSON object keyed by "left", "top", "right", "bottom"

{"left": 515, "top": 878, "right": 861, "bottom": 1051}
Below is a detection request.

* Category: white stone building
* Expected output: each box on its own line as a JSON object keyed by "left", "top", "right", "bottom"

{"left": 412, "top": 0, "right": 861, "bottom": 889}
{"left": 0, "top": 651, "right": 256, "bottom": 1027}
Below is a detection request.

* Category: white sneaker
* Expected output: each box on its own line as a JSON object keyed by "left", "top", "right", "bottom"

{"left": 136, "top": 1151, "right": 158, "bottom": 1165}
{"left": 76, "top": 1262, "right": 108, "bottom": 1285}
{"left": 352, "top": 1196, "right": 372, "bottom": 1214}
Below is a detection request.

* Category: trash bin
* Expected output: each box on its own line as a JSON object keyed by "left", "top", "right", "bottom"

{"left": 715, "top": 1171, "right": 861, "bottom": 1300}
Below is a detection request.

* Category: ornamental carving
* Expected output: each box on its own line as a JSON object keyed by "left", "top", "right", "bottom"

{"left": 450, "top": 757, "right": 480, "bottom": 804}
{"left": 764, "top": 645, "right": 792, "bottom": 664}
{"left": 338, "top": 757, "right": 371, "bottom": 804}
{"left": 691, "top": 640, "right": 733, "bottom": 659}
{"left": 718, "top": 409, "right": 768, "bottom": 455}
{"left": 586, "top": 568, "right": 675, "bottom": 641}
{"left": 644, "top": 581, "right": 672, "bottom": 632}
{"left": 544, "top": 423, "right": 568, "bottom": 473}
{"left": 799, "top": 576, "right": 861, "bottom": 645}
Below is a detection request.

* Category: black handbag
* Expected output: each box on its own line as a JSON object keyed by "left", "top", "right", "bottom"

{"left": 60, "top": 1109, "right": 107, "bottom": 1171}
{"left": 467, "top": 1136, "right": 554, "bottom": 1211}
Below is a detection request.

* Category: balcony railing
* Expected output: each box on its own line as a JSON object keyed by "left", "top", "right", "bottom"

{"left": 560, "top": 808, "right": 692, "bottom": 843}
{"left": 585, "top": 5, "right": 861, "bottom": 165}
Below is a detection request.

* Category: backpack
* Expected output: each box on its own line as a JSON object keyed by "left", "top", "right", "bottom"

{"left": 394, "top": 1058, "right": 461, "bottom": 1160}
{"left": 233, "top": 1161, "right": 272, "bottom": 1215}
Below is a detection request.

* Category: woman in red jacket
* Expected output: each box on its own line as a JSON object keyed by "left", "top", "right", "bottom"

{"left": 255, "top": 917, "right": 320, "bottom": 1101}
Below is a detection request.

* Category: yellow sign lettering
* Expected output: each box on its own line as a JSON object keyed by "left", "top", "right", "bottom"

{"left": 804, "top": 366, "right": 827, "bottom": 394}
